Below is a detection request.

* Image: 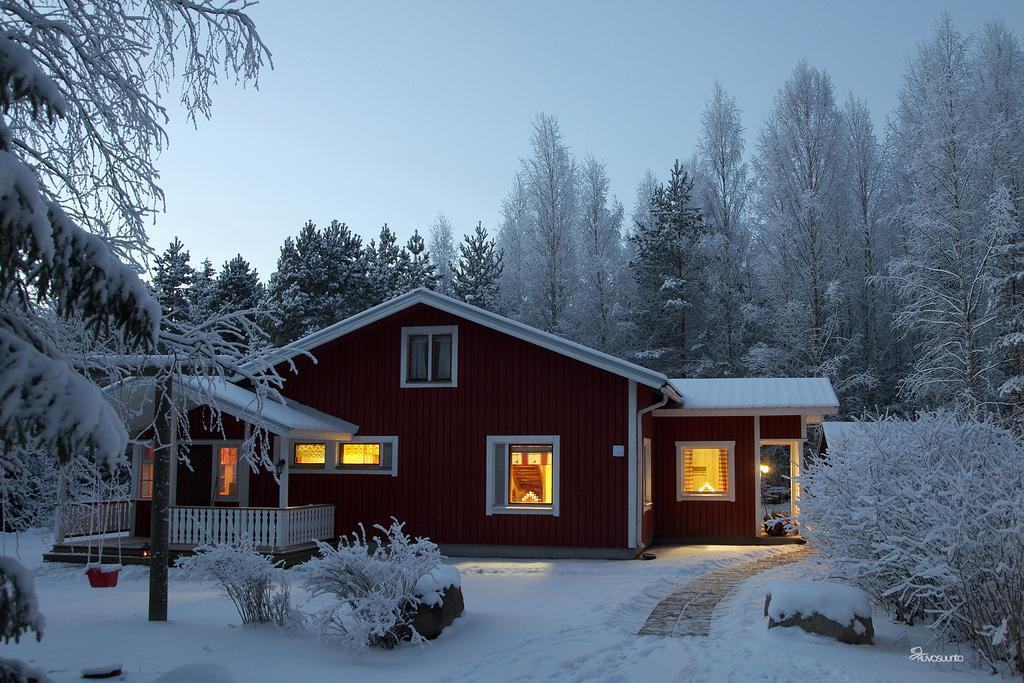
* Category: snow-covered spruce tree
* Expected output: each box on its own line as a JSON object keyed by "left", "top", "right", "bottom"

{"left": 496, "top": 171, "right": 531, "bottom": 320}
{"left": 153, "top": 237, "right": 195, "bottom": 323}
{"left": 696, "top": 82, "right": 753, "bottom": 376}
{"left": 189, "top": 258, "right": 218, "bottom": 326}
{"left": 628, "top": 160, "right": 707, "bottom": 377}
{"left": 520, "top": 113, "right": 579, "bottom": 334}
{"left": 990, "top": 185, "right": 1024, "bottom": 424}
{"left": 213, "top": 255, "right": 265, "bottom": 315}
{"left": 573, "top": 157, "right": 627, "bottom": 354}
{"left": 888, "top": 17, "right": 995, "bottom": 411}
{"left": 399, "top": 229, "right": 438, "bottom": 292}
{"left": 365, "top": 223, "right": 405, "bottom": 306}
{"left": 451, "top": 222, "right": 503, "bottom": 311}
{"left": 428, "top": 214, "right": 456, "bottom": 296}
{"left": 266, "top": 220, "right": 367, "bottom": 344}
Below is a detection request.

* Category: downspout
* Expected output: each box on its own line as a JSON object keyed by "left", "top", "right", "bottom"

{"left": 632, "top": 382, "right": 680, "bottom": 548}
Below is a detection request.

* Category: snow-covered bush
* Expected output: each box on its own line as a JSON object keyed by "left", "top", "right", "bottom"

{"left": 801, "top": 413, "right": 1024, "bottom": 672}
{"left": 302, "top": 518, "right": 453, "bottom": 651}
{"left": 175, "top": 539, "right": 291, "bottom": 627}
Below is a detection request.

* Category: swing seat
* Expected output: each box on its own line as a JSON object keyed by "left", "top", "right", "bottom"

{"left": 85, "top": 564, "right": 121, "bottom": 588}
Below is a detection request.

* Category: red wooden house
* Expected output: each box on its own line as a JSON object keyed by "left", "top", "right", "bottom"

{"left": 57, "top": 289, "right": 838, "bottom": 560}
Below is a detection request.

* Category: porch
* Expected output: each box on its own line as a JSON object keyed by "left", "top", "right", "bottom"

{"left": 46, "top": 502, "right": 335, "bottom": 567}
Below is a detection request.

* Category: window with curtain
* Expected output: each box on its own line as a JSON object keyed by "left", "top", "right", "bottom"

{"left": 340, "top": 442, "right": 380, "bottom": 466}
{"left": 402, "top": 326, "right": 457, "bottom": 386}
{"left": 676, "top": 441, "right": 735, "bottom": 502}
{"left": 215, "top": 446, "right": 239, "bottom": 499}
{"left": 336, "top": 437, "right": 398, "bottom": 475}
{"left": 293, "top": 442, "right": 326, "bottom": 466}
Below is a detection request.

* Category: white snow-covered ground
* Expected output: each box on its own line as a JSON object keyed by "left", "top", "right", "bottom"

{"left": 0, "top": 530, "right": 991, "bottom": 682}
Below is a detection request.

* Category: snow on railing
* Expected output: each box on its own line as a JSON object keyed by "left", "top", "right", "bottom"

{"left": 56, "top": 500, "right": 132, "bottom": 542}
{"left": 169, "top": 505, "right": 334, "bottom": 550}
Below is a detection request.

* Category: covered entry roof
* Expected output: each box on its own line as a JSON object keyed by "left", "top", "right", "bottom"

{"left": 108, "top": 376, "right": 357, "bottom": 441}
{"left": 666, "top": 377, "right": 840, "bottom": 414}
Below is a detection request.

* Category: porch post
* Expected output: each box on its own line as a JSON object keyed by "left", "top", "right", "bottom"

{"left": 276, "top": 436, "right": 289, "bottom": 509}
{"left": 789, "top": 439, "right": 801, "bottom": 521}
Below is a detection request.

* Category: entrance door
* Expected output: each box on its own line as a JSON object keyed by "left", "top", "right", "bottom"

{"left": 176, "top": 444, "right": 213, "bottom": 506}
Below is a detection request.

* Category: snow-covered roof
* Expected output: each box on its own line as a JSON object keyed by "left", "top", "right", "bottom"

{"left": 269, "top": 288, "right": 680, "bottom": 397}
{"left": 107, "top": 376, "right": 357, "bottom": 440}
{"left": 176, "top": 377, "right": 357, "bottom": 439}
{"left": 666, "top": 377, "right": 840, "bottom": 414}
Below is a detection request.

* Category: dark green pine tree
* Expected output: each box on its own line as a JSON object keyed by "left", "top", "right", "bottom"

{"left": 213, "top": 255, "right": 265, "bottom": 314}
{"left": 365, "top": 223, "right": 404, "bottom": 305}
{"left": 266, "top": 220, "right": 368, "bottom": 345}
{"left": 400, "top": 228, "right": 439, "bottom": 292}
{"left": 629, "top": 160, "right": 706, "bottom": 376}
{"left": 152, "top": 237, "right": 195, "bottom": 322}
{"left": 452, "top": 222, "right": 504, "bottom": 311}
{"left": 188, "top": 258, "right": 217, "bottom": 324}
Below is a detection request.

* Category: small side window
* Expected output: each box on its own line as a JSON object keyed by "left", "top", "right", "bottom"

{"left": 293, "top": 442, "right": 327, "bottom": 467}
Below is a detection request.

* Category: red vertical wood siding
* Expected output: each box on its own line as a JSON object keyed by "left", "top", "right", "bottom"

{"left": 134, "top": 500, "right": 151, "bottom": 537}
{"left": 638, "top": 385, "right": 659, "bottom": 545}
{"left": 280, "top": 304, "right": 632, "bottom": 549}
{"left": 759, "top": 415, "right": 802, "bottom": 440}
{"left": 651, "top": 415, "right": 755, "bottom": 539}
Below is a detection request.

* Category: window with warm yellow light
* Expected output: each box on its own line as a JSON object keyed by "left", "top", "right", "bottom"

{"left": 508, "top": 445, "right": 553, "bottom": 505}
{"left": 683, "top": 447, "right": 728, "bottom": 493}
{"left": 139, "top": 447, "right": 154, "bottom": 499}
{"left": 676, "top": 441, "right": 735, "bottom": 501}
{"left": 293, "top": 442, "right": 326, "bottom": 466}
{"left": 215, "top": 446, "right": 238, "bottom": 499}
{"left": 340, "top": 442, "right": 381, "bottom": 466}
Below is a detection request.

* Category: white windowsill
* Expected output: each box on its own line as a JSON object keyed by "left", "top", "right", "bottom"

{"left": 677, "top": 492, "right": 737, "bottom": 503}
{"left": 488, "top": 505, "right": 557, "bottom": 516}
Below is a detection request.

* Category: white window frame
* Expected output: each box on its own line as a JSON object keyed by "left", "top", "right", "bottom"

{"left": 675, "top": 440, "right": 736, "bottom": 502}
{"left": 336, "top": 436, "right": 399, "bottom": 477}
{"left": 485, "top": 435, "right": 560, "bottom": 516}
{"left": 400, "top": 325, "right": 458, "bottom": 388}
{"left": 135, "top": 443, "right": 154, "bottom": 500}
{"left": 642, "top": 437, "right": 653, "bottom": 508}
{"left": 211, "top": 442, "right": 243, "bottom": 503}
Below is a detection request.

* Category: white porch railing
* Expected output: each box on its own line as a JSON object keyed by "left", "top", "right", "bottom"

{"left": 55, "top": 500, "right": 132, "bottom": 543}
{"left": 169, "top": 505, "right": 335, "bottom": 550}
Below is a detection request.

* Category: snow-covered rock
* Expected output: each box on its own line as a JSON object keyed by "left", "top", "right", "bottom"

{"left": 764, "top": 580, "right": 873, "bottom": 644}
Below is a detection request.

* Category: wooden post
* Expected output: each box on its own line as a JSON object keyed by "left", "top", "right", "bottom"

{"left": 149, "top": 375, "right": 174, "bottom": 622}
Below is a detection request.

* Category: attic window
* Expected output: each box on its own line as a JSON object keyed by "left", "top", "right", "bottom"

{"left": 676, "top": 441, "right": 735, "bottom": 502}
{"left": 401, "top": 326, "right": 458, "bottom": 387}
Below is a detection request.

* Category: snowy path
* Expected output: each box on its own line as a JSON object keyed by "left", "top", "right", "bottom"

{"left": 638, "top": 545, "right": 810, "bottom": 637}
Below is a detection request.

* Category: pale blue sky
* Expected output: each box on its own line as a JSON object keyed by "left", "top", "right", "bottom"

{"left": 153, "top": 1, "right": 1024, "bottom": 279}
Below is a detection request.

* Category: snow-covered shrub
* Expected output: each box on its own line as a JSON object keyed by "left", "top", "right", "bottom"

{"left": 801, "top": 413, "right": 1024, "bottom": 672}
{"left": 302, "top": 518, "right": 453, "bottom": 651}
{"left": 175, "top": 539, "right": 291, "bottom": 627}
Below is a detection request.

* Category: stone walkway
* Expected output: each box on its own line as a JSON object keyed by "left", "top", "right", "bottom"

{"left": 637, "top": 545, "right": 811, "bottom": 637}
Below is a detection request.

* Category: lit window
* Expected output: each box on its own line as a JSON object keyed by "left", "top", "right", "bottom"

{"left": 676, "top": 441, "right": 735, "bottom": 502}
{"left": 215, "top": 446, "right": 239, "bottom": 499}
{"left": 139, "top": 446, "right": 154, "bottom": 499}
{"left": 486, "top": 436, "right": 560, "bottom": 515}
{"left": 508, "top": 445, "right": 552, "bottom": 504}
{"left": 294, "top": 442, "right": 326, "bottom": 466}
{"left": 335, "top": 437, "right": 398, "bottom": 475}
{"left": 401, "top": 326, "right": 457, "bottom": 386}
{"left": 340, "top": 443, "right": 380, "bottom": 466}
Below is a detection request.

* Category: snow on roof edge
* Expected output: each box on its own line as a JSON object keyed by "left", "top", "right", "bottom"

{"left": 667, "top": 377, "right": 839, "bottom": 412}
